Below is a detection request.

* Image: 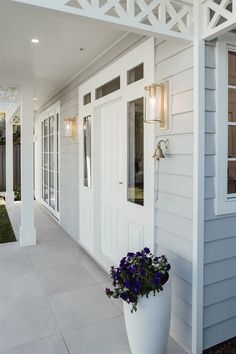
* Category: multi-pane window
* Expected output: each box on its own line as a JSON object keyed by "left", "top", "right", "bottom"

{"left": 41, "top": 114, "right": 60, "bottom": 216}
{"left": 227, "top": 51, "right": 236, "bottom": 195}
{"left": 56, "top": 113, "right": 60, "bottom": 212}
{"left": 127, "top": 97, "right": 144, "bottom": 206}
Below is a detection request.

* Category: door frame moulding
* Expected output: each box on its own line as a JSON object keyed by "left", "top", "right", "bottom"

{"left": 78, "top": 38, "right": 155, "bottom": 269}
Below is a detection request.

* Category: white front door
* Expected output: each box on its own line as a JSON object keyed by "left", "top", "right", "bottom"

{"left": 100, "top": 100, "right": 126, "bottom": 263}
{"left": 100, "top": 96, "right": 154, "bottom": 265}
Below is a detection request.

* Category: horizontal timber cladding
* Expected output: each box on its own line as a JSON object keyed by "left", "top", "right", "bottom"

{"left": 203, "top": 42, "right": 236, "bottom": 350}
{"left": 155, "top": 38, "right": 193, "bottom": 353}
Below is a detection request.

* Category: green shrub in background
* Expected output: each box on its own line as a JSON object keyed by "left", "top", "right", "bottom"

{"left": 14, "top": 186, "right": 21, "bottom": 201}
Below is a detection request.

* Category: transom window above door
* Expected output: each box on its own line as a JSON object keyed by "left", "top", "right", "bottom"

{"left": 127, "top": 63, "right": 144, "bottom": 85}
{"left": 95, "top": 76, "right": 120, "bottom": 100}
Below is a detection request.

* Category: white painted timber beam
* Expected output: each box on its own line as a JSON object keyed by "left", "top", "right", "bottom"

{"left": 20, "top": 84, "right": 36, "bottom": 247}
{"left": 5, "top": 103, "right": 20, "bottom": 207}
{"left": 192, "top": 0, "right": 205, "bottom": 353}
{"left": 13, "top": 0, "right": 194, "bottom": 41}
{"left": 5, "top": 122, "right": 14, "bottom": 206}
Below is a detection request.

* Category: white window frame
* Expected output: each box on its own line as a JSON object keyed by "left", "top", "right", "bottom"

{"left": 216, "top": 34, "right": 236, "bottom": 215}
{"left": 39, "top": 101, "right": 60, "bottom": 220}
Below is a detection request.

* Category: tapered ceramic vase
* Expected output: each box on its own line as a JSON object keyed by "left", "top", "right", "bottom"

{"left": 123, "top": 278, "right": 171, "bottom": 354}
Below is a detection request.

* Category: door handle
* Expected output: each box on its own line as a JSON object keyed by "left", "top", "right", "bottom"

{"left": 118, "top": 181, "right": 123, "bottom": 185}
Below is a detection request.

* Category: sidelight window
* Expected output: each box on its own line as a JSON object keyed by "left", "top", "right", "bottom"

{"left": 127, "top": 97, "right": 144, "bottom": 206}
{"left": 83, "top": 116, "right": 92, "bottom": 188}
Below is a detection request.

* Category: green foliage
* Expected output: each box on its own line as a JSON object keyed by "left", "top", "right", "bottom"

{"left": 14, "top": 186, "right": 21, "bottom": 201}
{"left": 0, "top": 201, "right": 16, "bottom": 243}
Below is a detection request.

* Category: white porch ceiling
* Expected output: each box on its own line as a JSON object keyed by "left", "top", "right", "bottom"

{"left": 0, "top": 0, "right": 134, "bottom": 108}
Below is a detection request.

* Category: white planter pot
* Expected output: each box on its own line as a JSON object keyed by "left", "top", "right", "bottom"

{"left": 123, "top": 278, "right": 171, "bottom": 354}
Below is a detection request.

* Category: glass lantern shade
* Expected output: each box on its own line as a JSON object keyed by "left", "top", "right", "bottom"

{"left": 144, "top": 84, "right": 161, "bottom": 123}
{"left": 64, "top": 118, "right": 77, "bottom": 140}
{"left": 144, "top": 81, "right": 169, "bottom": 129}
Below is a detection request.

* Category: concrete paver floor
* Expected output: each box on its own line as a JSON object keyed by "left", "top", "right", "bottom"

{"left": 0, "top": 202, "right": 188, "bottom": 354}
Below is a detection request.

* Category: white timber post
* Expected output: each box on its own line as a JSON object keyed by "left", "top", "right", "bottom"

{"left": 19, "top": 84, "right": 36, "bottom": 246}
{"left": 5, "top": 117, "right": 14, "bottom": 207}
{"left": 192, "top": 0, "right": 205, "bottom": 353}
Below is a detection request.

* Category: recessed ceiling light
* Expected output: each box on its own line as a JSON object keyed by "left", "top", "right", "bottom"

{"left": 33, "top": 97, "right": 38, "bottom": 101}
{"left": 31, "top": 38, "right": 40, "bottom": 44}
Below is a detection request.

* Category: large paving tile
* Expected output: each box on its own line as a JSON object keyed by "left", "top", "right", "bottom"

{"left": 99, "top": 280, "right": 123, "bottom": 313}
{"left": 0, "top": 335, "right": 69, "bottom": 354}
{"left": 0, "top": 252, "right": 34, "bottom": 277}
{"left": 80, "top": 254, "right": 110, "bottom": 283}
{"left": 0, "top": 272, "right": 45, "bottom": 306}
{"left": 36, "top": 229, "right": 73, "bottom": 244}
{"left": 63, "top": 316, "right": 131, "bottom": 354}
{"left": 27, "top": 238, "right": 83, "bottom": 256}
{"left": 48, "top": 285, "right": 121, "bottom": 332}
{"left": 0, "top": 243, "right": 26, "bottom": 255}
{"left": 0, "top": 297, "right": 60, "bottom": 351}
{"left": 29, "top": 247, "right": 81, "bottom": 271}
{"left": 166, "top": 337, "right": 188, "bottom": 354}
{"left": 37, "top": 263, "right": 97, "bottom": 295}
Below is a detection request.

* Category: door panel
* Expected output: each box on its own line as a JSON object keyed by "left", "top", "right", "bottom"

{"left": 100, "top": 96, "right": 154, "bottom": 264}
{"left": 100, "top": 101, "right": 127, "bottom": 263}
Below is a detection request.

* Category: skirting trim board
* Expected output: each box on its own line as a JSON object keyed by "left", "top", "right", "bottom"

{"left": 204, "top": 337, "right": 236, "bottom": 354}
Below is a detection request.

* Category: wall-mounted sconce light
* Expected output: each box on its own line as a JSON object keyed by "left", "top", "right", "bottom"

{"left": 64, "top": 118, "right": 77, "bottom": 140}
{"left": 153, "top": 139, "right": 169, "bottom": 160}
{"left": 144, "top": 81, "right": 169, "bottom": 129}
{"left": 0, "top": 112, "right": 5, "bottom": 121}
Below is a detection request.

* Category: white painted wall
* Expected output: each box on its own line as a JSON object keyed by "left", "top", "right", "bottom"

{"left": 155, "top": 38, "right": 194, "bottom": 353}
{"left": 203, "top": 42, "right": 236, "bottom": 350}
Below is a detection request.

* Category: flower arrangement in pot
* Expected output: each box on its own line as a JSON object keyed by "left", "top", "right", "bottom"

{"left": 106, "top": 248, "right": 171, "bottom": 354}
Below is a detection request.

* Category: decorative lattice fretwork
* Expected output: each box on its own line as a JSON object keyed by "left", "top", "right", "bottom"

{"left": 0, "top": 86, "right": 19, "bottom": 103}
{"left": 65, "top": 0, "right": 193, "bottom": 39}
{"left": 202, "top": 0, "right": 236, "bottom": 39}
{"left": 13, "top": 115, "right": 21, "bottom": 126}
